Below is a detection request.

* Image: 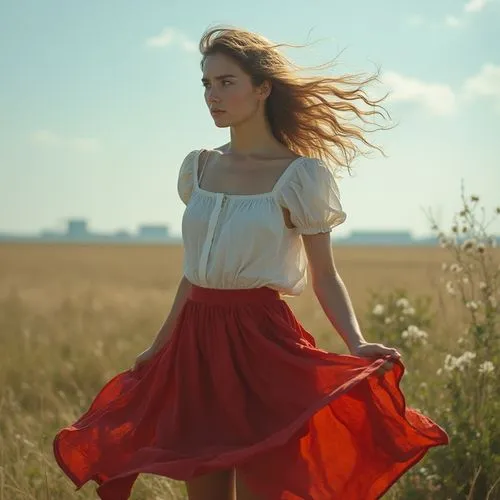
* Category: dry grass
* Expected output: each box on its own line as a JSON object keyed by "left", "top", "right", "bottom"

{"left": 0, "top": 243, "right": 485, "bottom": 499}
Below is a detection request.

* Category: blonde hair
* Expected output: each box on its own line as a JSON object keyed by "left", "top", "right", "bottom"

{"left": 199, "top": 26, "right": 395, "bottom": 173}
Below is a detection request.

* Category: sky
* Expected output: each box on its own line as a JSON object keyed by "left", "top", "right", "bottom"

{"left": 1, "top": 0, "right": 499, "bottom": 239}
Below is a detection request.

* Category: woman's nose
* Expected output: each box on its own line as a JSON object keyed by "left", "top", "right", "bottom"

{"left": 206, "top": 90, "right": 220, "bottom": 104}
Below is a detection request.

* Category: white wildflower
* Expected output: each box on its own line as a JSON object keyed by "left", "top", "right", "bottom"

{"left": 446, "top": 281, "right": 456, "bottom": 296}
{"left": 436, "top": 368, "right": 443, "bottom": 376}
{"left": 466, "top": 301, "right": 478, "bottom": 311}
{"left": 444, "top": 351, "right": 476, "bottom": 372}
{"left": 478, "top": 361, "right": 494, "bottom": 374}
{"left": 476, "top": 242, "right": 485, "bottom": 253}
{"left": 372, "top": 304, "right": 385, "bottom": 316}
{"left": 457, "top": 336, "right": 465, "bottom": 346}
{"left": 403, "top": 307, "right": 415, "bottom": 316}
{"left": 439, "top": 236, "right": 452, "bottom": 248}
{"left": 462, "top": 238, "right": 476, "bottom": 253}
{"left": 402, "top": 325, "right": 428, "bottom": 345}
{"left": 488, "top": 296, "right": 497, "bottom": 308}
{"left": 450, "top": 264, "right": 462, "bottom": 273}
{"left": 462, "top": 276, "right": 469, "bottom": 284}
{"left": 479, "top": 281, "right": 487, "bottom": 291}
{"left": 396, "top": 297, "right": 410, "bottom": 308}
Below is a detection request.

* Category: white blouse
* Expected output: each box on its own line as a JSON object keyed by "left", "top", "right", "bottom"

{"left": 177, "top": 149, "right": 347, "bottom": 297}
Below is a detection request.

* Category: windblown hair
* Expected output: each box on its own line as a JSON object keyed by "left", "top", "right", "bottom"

{"left": 199, "top": 26, "right": 395, "bottom": 172}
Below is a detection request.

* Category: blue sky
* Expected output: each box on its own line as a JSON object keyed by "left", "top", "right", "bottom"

{"left": 1, "top": 0, "right": 499, "bottom": 238}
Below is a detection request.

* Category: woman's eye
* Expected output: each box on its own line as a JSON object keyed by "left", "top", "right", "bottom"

{"left": 222, "top": 80, "right": 232, "bottom": 86}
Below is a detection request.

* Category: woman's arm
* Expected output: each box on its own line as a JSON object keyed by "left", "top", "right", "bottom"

{"left": 150, "top": 275, "right": 192, "bottom": 351}
{"left": 302, "top": 232, "right": 366, "bottom": 353}
{"left": 302, "top": 232, "right": 400, "bottom": 364}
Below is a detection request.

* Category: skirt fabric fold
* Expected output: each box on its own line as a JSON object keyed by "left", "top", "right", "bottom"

{"left": 53, "top": 285, "right": 449, "bottom": 500}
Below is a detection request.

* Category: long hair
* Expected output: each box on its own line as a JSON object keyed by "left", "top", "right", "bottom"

{"left": 199, "top": 26, "right": 395, "bottom": 173}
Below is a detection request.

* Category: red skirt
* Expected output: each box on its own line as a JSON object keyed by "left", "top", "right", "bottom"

{"left": 53, "top": 285, "right": 449, "bottom": 499}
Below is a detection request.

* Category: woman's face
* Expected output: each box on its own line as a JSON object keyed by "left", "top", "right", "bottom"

{"left": 202, "top": 52, "right": 267, "bottom": 128}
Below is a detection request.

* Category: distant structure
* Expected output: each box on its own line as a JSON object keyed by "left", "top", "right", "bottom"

{"left": 67, "top": 219, "right": 89, "bottom": 239}
{"left": 0, "top": 218, "right": 179, "bottom": 244}
{"left": 0, "top": 218, "right": 498, "bottom": 246}
{"left": 336, "top": 230, "right": 414, "bottom": 246}
{"left": 138, "top": 225, "right": 170, "bottom": 242}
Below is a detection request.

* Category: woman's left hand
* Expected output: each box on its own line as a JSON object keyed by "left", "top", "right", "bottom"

{"left": 350, "top": 342, "right": 402, "bottom": 376}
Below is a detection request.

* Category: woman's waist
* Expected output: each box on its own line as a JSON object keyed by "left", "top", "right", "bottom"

{"left": 188, "top": 283, "right": 282, "bottom": 304}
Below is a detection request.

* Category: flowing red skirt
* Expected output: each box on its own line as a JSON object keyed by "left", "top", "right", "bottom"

{"left": 53, "top": 284, "right": 449, "bottom": 499}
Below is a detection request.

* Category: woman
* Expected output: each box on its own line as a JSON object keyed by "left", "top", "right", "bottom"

{"left": 53, "top": 26, "right": 449, "bottom": 500}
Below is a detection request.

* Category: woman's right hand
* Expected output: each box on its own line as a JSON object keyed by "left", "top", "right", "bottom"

{"left": 132, "top": 345, "right": 158, "bottom": 372}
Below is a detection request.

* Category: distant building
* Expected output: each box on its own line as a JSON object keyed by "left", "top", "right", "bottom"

{"left": 67, "top": 219, "right": 89, "bottom": 238}
{"left": 137, "top": 225, "right": 170, "bottom": 241}
{"left": 340, "top": 230, "right": 414, "bottom": 245}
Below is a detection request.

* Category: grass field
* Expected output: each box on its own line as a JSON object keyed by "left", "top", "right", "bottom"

{"left": 0, "top": 243, "right": 481, "bottom": 499}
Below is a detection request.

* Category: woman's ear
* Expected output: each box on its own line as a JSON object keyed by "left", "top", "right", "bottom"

{"left": 258, "top": 80, "right": 272, "bottom": 100}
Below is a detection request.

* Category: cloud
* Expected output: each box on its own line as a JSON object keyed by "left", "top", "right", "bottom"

{"left": 464, "top": 0, "right": 489, "bottom": 13}
{"left": 31, "top": 129, "right": 100, "bottom": 152}
{"left": 462, "top": 63, "right": 500, "bottom": 111}
{"left": 145, "top": 28, "right": 198, "bottom": 53}
{"left": 443, "top": 0, "right": 491, "bottom": 27}
{"left": 381, "top": 71, "right": 457, "bottom": 116}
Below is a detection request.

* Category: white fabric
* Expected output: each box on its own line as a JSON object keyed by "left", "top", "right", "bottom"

{"left": 177, "top": 149, "right": 347, "bottom": 296}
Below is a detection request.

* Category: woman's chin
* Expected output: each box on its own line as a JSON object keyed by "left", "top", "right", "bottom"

{"left": 213, "top": 119, "right": 231, "bottom": 128}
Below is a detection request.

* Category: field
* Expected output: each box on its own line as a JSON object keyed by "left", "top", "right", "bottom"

{"left": 0, "top": 243, "right": 480, "bottom": 499}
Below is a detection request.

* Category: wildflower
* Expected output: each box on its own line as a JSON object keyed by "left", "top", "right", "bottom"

{"left": 479, "top": 281, "right": 487, "bottom": 291}
{"left": 476, "top": 242, "right": 485, "bottom": 253}
{"left": 444, "top": 351, "right": 476, "bottom": 372}
{"left": 446, "top": 281, "right": 456, "bottom": 296}
{"left": 449, "top": 264, "right": 462, "bottom": 273}
{"left": 462, "top": 276, "right": 469, "bottom": 284}
{"left": 461, "top": 238, "right": 476, "bottom": 252}
{"left": 451, "top": 225, "right": 458, "bottom": 233}
{"left": 478, "top": 361, "right": 495, "bottom": 374}
{"left": 441, "top": 262, "right": 448, "bottom": 272}
{"left": 403, "top": 307, "right": 415, "bottom": 316}
{"left": 457, "top": 336, "right": 465, "bottom": 346}
{"left": 466, "top": 301, "right": 478, "bottom": 311}
{"left": 439, "top": 236, "right": 451, "bottom": 248}
{"left": 372, "top": 304, "right": 385, "bottom": 316}
{"left": 488, "top": 296, "right": 498, "bottom": 308}
{"left": 384, "top": 316, "right": 393, "bottom": 325}
{"left": 462, "top": 226, "right": 468, "bottom": 233}
{"left": 457, "top": 351, "right": 476, "bottom": 371}
{"left": 471, "top": 195, "right": 479, "bottom": 202}
{"left": 396, "top": 297, "right": 410, "bottom": 308}
{"left": 436, "top": 368, "right": 443, "bottom": 376}
{"left": 444, "top": 354, "right": 458, "bottom": 372}
{"left": 401, "top": 325, "right": 428, "bottom": 345}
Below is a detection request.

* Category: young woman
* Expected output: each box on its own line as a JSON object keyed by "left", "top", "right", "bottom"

{"left": 53, "top": 26, "right": 449, "bottom": 500}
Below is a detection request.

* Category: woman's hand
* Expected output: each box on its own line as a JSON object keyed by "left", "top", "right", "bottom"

{"left": 350, "top": 342, "right": 402, "bottom": 376}
{"left": 132, "top": 345, "right": 158, "bottom": 372}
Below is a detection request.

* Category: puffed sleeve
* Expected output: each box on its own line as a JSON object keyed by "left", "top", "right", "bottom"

{"left": 278, "top": 158, "right": 347, "bottom": 234}
{"left": 177, "top": 150, "right": 198, "bottom": 205}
